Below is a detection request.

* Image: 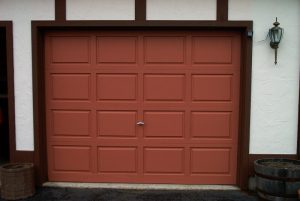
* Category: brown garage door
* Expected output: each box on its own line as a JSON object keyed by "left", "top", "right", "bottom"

{"left": 45, "top": 30, "right": 241, "bottom": 184}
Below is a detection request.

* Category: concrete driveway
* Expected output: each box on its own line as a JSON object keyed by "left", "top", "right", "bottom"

{"left": 0, "top": 187, "right": 258, "bottom": 201}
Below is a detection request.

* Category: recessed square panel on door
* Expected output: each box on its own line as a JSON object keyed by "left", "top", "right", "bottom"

{"left": 97, "top": 111, "right": 137, "bottom": 137}
{"left": 191, "top": 112, "right": 231, "bottom": 138}
{"left": 52, "top": 110, "right": 91, "bottom": 137}
{"left": 144, "top": 74, "right": 185, "bottom": 101}
{"left": 192, "top": 75, "right": 232, "bottom": 101}
{"left": 144, "top": 36, "right": 185, "bottom": 64}
{"left": 191, "top": 148, "right": 231, "bottom": 174}
{"left": 51, "top": 74, "right": 91, "bottom": 100}
{"left": 143, "top": 111, "right": 184, "bottom": 138}
{"left": 50, "top": 36, "right": 90, "bottom": 63}
{"left": 144, "top": 148, "right": 184, "bottom": 174}
{"left": 98, "top": 147, "right": 137, "bottom": 173}
{"left": 97, "top": 74, "right": 137, "bottom": 101}
{"left": 52, "top": 146, "right": 91, "bottom": 172}
{"left": 192, "top": 36, "right": 232, "bottom": 64}
{"left": 97, "top": 36, "right": 137, "bottom": 63}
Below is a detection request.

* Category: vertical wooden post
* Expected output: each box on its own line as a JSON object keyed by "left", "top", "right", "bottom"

{"left": 217, "top": 0, "right": 228, "bottom": 21}
{"left": 55, "top": 0, "right": 66, "bottom": 21}
{"left": 135, "top": 0, "right": 146, "bottom": 22}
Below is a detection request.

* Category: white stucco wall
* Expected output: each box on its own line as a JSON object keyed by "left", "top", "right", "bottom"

{"left": 229, "top": 0, "right": 300, "bottom": 154}
{"left": 66, "top": 0, "right": 135, "bottom": 20}
{"left": 147, "top": 0, "right": 216, "bottom": 20}
{"left": 0, "top": 0, "right": 299, "bottom": 154}
{"left": 0, "top": 0, "right": 55, "bottom": 151}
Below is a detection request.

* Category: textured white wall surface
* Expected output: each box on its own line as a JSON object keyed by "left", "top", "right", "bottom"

{"left": 147, "top": 0, "right": 216, "bottom": 20}
{"left": 229, "top": 0, "right": 300, "bottom": 154}
{"left": 0, "top": 0, "right": 55, "bottom": 151}
{"left": 66, "top": 0, "right": 135, "bottom": 20}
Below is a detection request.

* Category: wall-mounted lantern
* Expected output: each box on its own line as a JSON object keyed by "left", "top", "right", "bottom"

{"left": 268, "top": 17, "right": 284, "bottom": 65}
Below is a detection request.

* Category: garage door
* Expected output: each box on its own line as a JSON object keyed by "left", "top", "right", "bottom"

{"left": 45, "top": 30, "right": 241, "bottom": 184}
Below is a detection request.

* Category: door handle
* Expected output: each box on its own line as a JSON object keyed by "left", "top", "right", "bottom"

{"left": 136, "top": 121, "right": 145, "bottom": 126}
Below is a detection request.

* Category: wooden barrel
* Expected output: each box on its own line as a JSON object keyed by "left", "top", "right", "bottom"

{"left": 254, "top": 159, "right": 300, "bottom": 201}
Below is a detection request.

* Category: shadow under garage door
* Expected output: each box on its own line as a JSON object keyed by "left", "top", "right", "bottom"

{"left": 45, "top": 30, "right": 241, "bottom": 184}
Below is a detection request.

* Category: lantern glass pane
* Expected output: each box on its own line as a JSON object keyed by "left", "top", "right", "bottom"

{"left": 274, "top": 29, "right": 280, "bottom": 43}
{"left": 269, "top": 29, "right": 275, "bottom": 43}
{"left": 269, "top": 27, "right": 283, "bottom": 44}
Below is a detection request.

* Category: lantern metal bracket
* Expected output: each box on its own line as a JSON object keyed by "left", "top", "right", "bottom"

{"left": 268, "top": 17, "right": 284, "bottom": 65}
{"left": 247, "top": 30, "right": 253, "bottom": 38}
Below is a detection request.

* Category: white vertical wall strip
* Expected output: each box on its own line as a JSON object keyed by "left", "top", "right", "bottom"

{"left": 0, "top": 0, "right": 55, "bottom": 151}
{"left": 229, "top": 0, "right": 300, "bottom": 154}
{"left": 146, "top": 0, "right": 216, "bottom": 20}
{"left": 66, "top": 0, "right": 135, "bottom": 20}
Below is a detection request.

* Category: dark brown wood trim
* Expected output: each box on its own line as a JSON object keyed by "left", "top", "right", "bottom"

{"left": 249, "top": 154, "right": 298, "bottom": 176}
{"left": 135, "top": 0, "right": 146, "bottom": 22}
{"left": 55, "top": 0, "right": 66, "bottom": 21}
{"left": 0, "top": 21, "right": 16, "bottom": 163}
{"left": 237, "top": 25, "right": 253, "bottom": 190}
{"left": 32, "top": 20, "right": 253, "bottom": 189}
{"left": 298, "top": 78, "right": 300, "bottom": 159}
{"left": 32, "top": 23, "right": 48, "bottom": 184}
{"left": 31, "top": 20, "right": 252, "bottom": 28}
{"left": 13, "top": 151, "right": 34, "bottom": 163}
{"left": 217, "top": 0, "right": 228, "bottom": 21}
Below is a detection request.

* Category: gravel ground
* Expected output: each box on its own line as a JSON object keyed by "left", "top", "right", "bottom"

{"left": 0, "top": 187, "right": 259, "bottom": 201}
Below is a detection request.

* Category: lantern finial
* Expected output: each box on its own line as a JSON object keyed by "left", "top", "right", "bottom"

{"left": 273, "top": 17, "right": 280, "bottom": 27}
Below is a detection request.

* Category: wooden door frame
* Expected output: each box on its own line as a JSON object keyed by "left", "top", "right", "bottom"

{"left": 0, "top": 21, "right": 16, "bottom": 163}
{"left": 32, "top": 20, "right": 253, "bottom": 190}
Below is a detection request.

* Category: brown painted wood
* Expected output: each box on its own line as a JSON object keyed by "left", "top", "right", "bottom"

{"left": 249, "top": 154, "right": 298, "bottom": 176}
{"left": 32, "top": 24, "right": 48, "bottom": 185}
{"left": 32, "top": 20, "right": 252, "bottom": 189}
{"left": 0, "top": 22, "right": 34, "bottom": 167}
{"left": 0, "top": 22, "right": 16, "bottom": 163}
{"left": 135, "top": 0, "right": 146, "bottom": 21}
{"left": 236, "top": 25, "right": 253, "bottom": 190}
{"left": 13, "top": 151, "right": 34, "bottom": 163}
{"left": 298, "top": 77, "right": 300, "bottom": 159}
{"left": 5, "top": 23, "right": 15, "bottom": 163}
{"left": 55, "top": 0, "right": 66, "bottom": 21}
{"left": 217, "top": 0, "right": 228, "bottom": 21}
{"left": 31, "top": 20, "right": 252, "bottom": 28}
